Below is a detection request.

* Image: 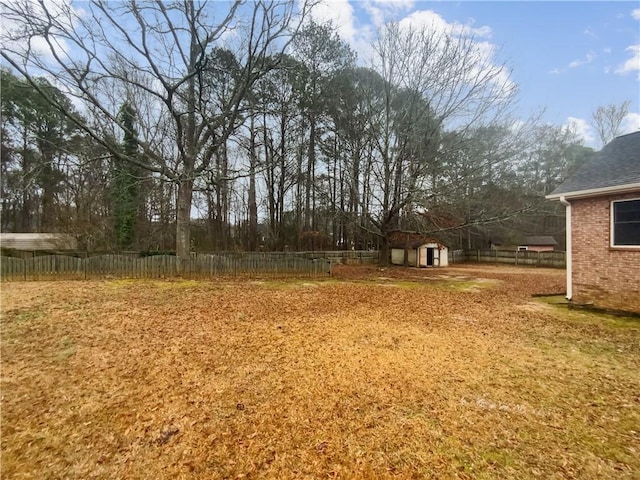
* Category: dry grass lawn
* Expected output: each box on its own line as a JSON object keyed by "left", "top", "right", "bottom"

{"left": 1, "top": 264, "right": 639, "bottom": 479}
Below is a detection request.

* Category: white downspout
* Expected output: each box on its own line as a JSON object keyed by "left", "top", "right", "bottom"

{"left": 560, "top": 196, "right": 572, "bottom": 300}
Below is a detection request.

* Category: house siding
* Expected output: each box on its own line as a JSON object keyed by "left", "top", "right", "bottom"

{"left": 571, "top": 192, "right": 640, "bottom": 313}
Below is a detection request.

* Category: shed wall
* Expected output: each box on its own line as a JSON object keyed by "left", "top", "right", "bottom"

{"left": 440, "top": 247, "right": 449, "bottom": 267}
{"left": 391, "top": 248, "right": 417, "bottom": 266}
{"left": 417, "top": 243, "right": 449, "bottom": 267}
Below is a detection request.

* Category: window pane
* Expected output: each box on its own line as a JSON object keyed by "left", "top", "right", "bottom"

{"left": 615, "top": 199, "right": 640, "bottom": 223}
{"left": 614, "top": 200, "right": 640, "bottom": 246}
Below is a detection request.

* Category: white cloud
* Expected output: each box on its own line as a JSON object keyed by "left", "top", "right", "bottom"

{"left": 363, "top": 4, "right": 386, "bottom": 28}
{"left": 603, "top": 47, "right": 611, "bottom": 54}
{"left": 362, "top": 0, "right": 416, "bottom": 27}
{"left": 550, "top": 51, "right": 597, "bottom": 74}
{"left": 568, "top": 51, "right": 596, "bottom": 69}
{"left": 397, "top": 10, "right": 493, "bottom": 39}
{"left": 308, "top": 0, "right": 358, "bottom": 40}
{"left": 583, "top": 28, "right": 597, "bottom": 39}
{"left": 621, "top": 112, "right": 640, "bottom": 134}
{"left": 371, "top": 0, "right": 415, "bottom": 7}
{"left": 632, "top": 8, "right": 640, "bottom": 20}
{"left": 305, "top": 0, "right": 378, "bottom": 64}
{"left": 564, "top": 117, "right": 596, "bottom": 145}
{"left": 615, "top": 45, "right": 640, "bottom": 75}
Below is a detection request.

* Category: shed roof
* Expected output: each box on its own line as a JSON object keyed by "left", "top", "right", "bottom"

{"left": 548, "top": 131, "right": 640, "bottom": 198}
{"left": 388, "top": 230, "right": 446, "bottom": 249}
{"left": 523, "top": 236, "right": 558, "bottom": 246}
{"left": 391, "top": 239, "right": 444, "bottom": 249}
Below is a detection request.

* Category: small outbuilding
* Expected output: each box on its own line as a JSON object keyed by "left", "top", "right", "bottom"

{"left": 517, "top": 236, "right": 558, "bottom": 252}
{"left": 389, "top": 231, "right": 448, "bottom": 267}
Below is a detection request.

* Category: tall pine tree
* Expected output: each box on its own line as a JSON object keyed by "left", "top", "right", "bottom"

{"left": 112, "top": 102, "right": 139, "bottom": 250}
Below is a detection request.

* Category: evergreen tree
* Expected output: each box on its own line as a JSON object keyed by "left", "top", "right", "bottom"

{"left": 112, "top": 102, "right": 139, "bottom": 250}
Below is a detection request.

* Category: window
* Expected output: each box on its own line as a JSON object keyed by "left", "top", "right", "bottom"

{"left": 612, "top": 199, "right": 640, "bottom": 247}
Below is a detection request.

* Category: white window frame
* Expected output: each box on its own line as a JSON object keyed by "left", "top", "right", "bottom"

{"left": 610, "top": 197, "right": 640, "bottom": 248}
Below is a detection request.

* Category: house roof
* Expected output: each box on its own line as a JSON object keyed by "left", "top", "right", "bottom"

{"left": 522, "top": 236, "right": 558, "bottom": 246}
{"left": 0, "top": 233, "right": 78, "bottom": 250}
{"left": 547, "top": 131, "right": 640, "bottom": 199}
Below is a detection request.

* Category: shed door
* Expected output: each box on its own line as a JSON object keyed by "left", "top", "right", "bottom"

{"left": 427, "top": 248, "right": 435, "bottom": 266}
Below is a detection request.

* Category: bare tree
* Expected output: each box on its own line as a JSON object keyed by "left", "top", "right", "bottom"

{"left": 368, "top": 22, "right": 517, "bottom": 264}
{"left": 1, "top": 0, "right": 310, "bottom": 262}
{"left": 591, "top": 100, "right": 631, "bottom": 146}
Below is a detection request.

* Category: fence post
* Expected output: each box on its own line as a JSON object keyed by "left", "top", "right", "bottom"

{"left": 515, "top": 250, "right": 518, "bottom": 266}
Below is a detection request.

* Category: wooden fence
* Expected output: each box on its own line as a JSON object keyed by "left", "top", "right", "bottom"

{"left": 300, "top": 250, "right": 379, "bottom": 265}
{"left": 0, "top": 253, "right": 332, "bottom": 281}
{"left": 449, "top": 249, "right": 566, "bottom": 268}
{"left": 0, "top": 248, "right": 565, "bottom": 281}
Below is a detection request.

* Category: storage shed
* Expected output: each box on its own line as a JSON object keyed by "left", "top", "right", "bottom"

{"left": 389, "top": 231, "right": 448, "bottom": 267}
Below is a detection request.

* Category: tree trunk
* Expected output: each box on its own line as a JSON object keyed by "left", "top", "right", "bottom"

{"left": 305, "top": 115, "right": 315, "bottom": 231}
{"left": 379, "top": 234, "right": 390, "bottom": 267}
{"left": 295, "top": 120, "right": 305, "bottom": 250}
{"left": 176, "top": 178, "right": 193, "bottom": 270}
{"left": 21, "top": 130, "right": 31, "bottom": 232}
{"left": 403, "top": 232, "right": 410, "bottom": 267}
{"left": 248, "top": 116, "right": 258, "bottom": 251}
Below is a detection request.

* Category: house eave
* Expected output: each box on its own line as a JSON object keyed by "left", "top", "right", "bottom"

{"left": 546, "top": 182, "right": 640, "bottom": 201}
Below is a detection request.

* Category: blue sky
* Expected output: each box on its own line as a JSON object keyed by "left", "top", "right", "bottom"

{"left": 308, "top": 0, "right": 640, "bottom": 147}
{"left": 3, "top": 0, "right": 637, "bottom": 148}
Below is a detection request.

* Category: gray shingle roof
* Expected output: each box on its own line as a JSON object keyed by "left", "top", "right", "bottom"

{"left": 549, "top": 131, "right": 640, "bottom": 196}
{"left": 523, "top": 236, "right": 558, "bottom": 246}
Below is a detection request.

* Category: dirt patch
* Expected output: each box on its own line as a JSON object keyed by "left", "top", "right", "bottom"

{"left": 1, "top": 266, "right": 638, "bottom": 479}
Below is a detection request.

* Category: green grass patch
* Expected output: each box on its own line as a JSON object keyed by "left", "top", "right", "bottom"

{"left": 246, "top": 279, "right": 339, "bottom": 290}
{"left": 2, "top": 308, "right": 45, "bottom": 325}
{"left": 537, "top": 296, "right": 640, "bottom": 330}
{"left": 55, "top": 336, "right": 76, "bottom": 362}
{"left": 374, "top": 280, "right": 424, "bottom": 289}
{"left": 435, "top": 277, "right": 501, "bottom": 292}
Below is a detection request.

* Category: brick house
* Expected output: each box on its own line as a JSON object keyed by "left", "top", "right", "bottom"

{"left": 546, "top": 131, "right": 640, "bottom": 314}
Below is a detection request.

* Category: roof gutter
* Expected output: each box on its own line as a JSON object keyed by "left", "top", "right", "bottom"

{"left": 546, "top": 182, "right": 640, "bottom": 201}
{"left": 559, "top": 196, "right": 572, "bottom": 300}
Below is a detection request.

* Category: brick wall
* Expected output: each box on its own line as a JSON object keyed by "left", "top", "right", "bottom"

{"left": 571, "top": 192, "right": 640, "bottom": 313}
